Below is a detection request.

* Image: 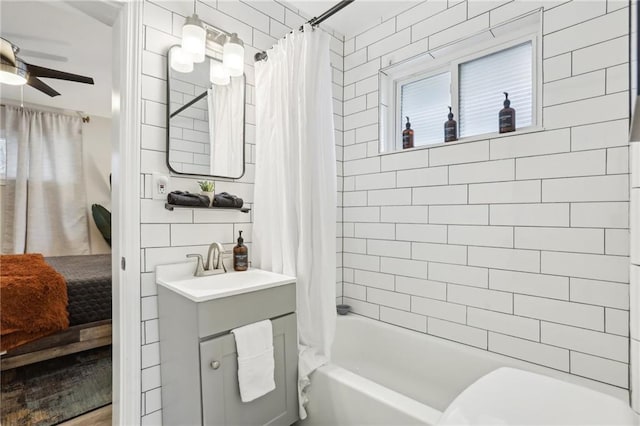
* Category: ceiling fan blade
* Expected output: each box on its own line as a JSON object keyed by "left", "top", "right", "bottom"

{"left": 2, "top": 32, "right": 69, "bottom": 46}
{"left": 27, "top": 76, "right": 61, "bottom": 97}
{"left": 26, "top": 63, "right": 94, "bottom": 85}
{"left": 19, "top": 49, "right": 68, "bottom": 62}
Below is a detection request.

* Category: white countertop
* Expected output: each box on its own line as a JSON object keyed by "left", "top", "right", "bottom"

{"left": 156, "top": 262, "right": 295, "bottom": 302}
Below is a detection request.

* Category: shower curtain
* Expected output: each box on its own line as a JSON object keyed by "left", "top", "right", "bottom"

{"left": 253, "top": 25, "right": 337, "bottom": 419}
{"left": 208, "top": 76, "right": 244, "bottom": 177}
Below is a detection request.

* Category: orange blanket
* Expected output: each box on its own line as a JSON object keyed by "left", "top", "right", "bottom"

{"left": 1, "top": 253, "right": 69, "bottom": 352}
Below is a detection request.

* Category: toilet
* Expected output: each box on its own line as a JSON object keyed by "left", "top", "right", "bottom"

{"left": 438, "top": 367, "right": 640, "bottom": 425}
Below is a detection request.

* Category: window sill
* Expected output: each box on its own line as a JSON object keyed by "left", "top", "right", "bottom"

{"left": 380, "top": 125, "right": 545, "bottom": 156}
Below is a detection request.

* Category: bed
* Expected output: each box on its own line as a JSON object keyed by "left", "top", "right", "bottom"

{"left": 44, "top": 254, "right": 112, "bottom": 327}
{"left": 0, "top": 254, "right": 112, "bottom": 371}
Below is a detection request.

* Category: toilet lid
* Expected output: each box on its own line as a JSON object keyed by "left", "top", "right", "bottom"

{"left": 438, "top": 367, "right": 638, "bottom": 425}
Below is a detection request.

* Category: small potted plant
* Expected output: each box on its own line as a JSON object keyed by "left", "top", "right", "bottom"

{"left": 198, "top": 180, "right": 215, "bottom": 207}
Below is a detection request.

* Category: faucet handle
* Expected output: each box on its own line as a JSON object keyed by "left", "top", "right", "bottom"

{"left": 186, "top": 254, "right": 205, "bottom": 276}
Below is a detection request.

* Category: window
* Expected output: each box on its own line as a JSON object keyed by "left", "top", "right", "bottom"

{"left": 459, "top": 42, "right": 533, "bottom": 137}
{"left": 379, "top": 12, "right": 541, "bottom": 153}
{"left": 399, "top": 72, "right": 451, "bottom": 147}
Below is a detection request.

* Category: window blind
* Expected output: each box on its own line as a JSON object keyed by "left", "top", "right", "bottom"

{"left": 459, "top": 42, "right": 533, "bottom": 137}
{"left": 400, "top": 71, "right": 451, "bottom": 146}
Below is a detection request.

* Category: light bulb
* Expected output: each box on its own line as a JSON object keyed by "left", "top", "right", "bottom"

{"left": 0, "top": 69, "right": 27, "bottom": 85}
{"left": 0, "top": 39, "right": 28, "bottom": 85}
{"left": 223, "top": 33, "right": 244, "bottom": 77}
{"left": 210, "top": 59, "right": 230, "bottom": 85}
{"left": 182, "top": 14, "right": 206, "bottom": 63}
{"left": 170, "top": 47, "right": 193, "bottom": 73}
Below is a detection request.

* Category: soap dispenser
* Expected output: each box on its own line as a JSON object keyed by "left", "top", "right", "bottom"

{"left": 499, "top": 92, "right": 516, "bottom": 133}
{"left": 444, "top": 106, "right": 457, "bottom": 142}
{"left": 402, "top": 116, "right": 414, "bottom": 149}
{"left": 233, "top": 230, "right": 248, "bottom": 271}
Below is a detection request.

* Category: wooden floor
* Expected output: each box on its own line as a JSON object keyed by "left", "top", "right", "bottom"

{"left": 1, "top": 346, "right": 112, "bottom": 425}
{"left": 59, "top": 405, "right": 111, "bottom": 426}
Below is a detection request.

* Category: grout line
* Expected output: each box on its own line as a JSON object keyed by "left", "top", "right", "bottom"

{"left": 543, "top": 90, "right": 628, "bottom": 109}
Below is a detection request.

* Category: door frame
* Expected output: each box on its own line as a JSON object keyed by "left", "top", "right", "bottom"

{"left": 110, "top": 0, "right": 142, "bottom": 424}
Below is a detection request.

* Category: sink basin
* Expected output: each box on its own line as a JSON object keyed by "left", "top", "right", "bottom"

{"left": 156, "top": 262, "right": 295, "bottom": 302}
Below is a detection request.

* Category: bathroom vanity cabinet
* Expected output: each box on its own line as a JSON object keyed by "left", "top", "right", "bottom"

{"left": 156, "top": 266, "right": 298, "bottom": 426}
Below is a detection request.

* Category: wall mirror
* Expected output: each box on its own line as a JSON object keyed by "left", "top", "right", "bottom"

{"left": 167, "top": 45, "right": 245, "bottom": 178}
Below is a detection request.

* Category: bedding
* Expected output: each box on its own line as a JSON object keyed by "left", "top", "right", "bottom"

{"left": 1, "top": 253, "right": 112, "bottom": 353}
{"left": 45, "top": 254, "right": 112, "bottom": 326}
{"left": 0, "top": 254, "right": 69, "bottom": 352}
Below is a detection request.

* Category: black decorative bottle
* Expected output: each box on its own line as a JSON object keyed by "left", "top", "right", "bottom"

{"left": 499, "top": 92, "right": 516, "bottom": 133}
{"left": 402, "top": 116, "right": 414, "bottom": 149}
{"left": 444, "top": 106, "right": 457, "bottom": 142}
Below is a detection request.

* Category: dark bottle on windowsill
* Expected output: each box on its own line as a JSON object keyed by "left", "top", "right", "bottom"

{"left": 402, "top": 116, "right": 414, "bottom": 149}
{"left": 444, "top": 106, "right": 457, "bottom": 142}
{"left": 499, "top": 92, "right": 516, "bottom": 133}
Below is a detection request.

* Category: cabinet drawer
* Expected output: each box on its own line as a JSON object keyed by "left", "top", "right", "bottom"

{"left": 200, "top": 313, "right": 298, "bottom": 426}
{"left": 197, "top": 283, "right": 296, "bottom": 338}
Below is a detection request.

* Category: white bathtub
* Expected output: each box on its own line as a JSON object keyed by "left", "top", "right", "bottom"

{"left": 301, "top": 314, "right": 629, "bottom": 426}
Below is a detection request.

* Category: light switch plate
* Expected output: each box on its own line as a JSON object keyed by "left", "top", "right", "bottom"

{"left": 152, "top": 172, "right": 169, "bottom": 200}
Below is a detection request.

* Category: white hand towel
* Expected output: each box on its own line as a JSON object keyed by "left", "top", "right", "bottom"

{"left": 231, "top": 319, "right": 276, "bottom": 402}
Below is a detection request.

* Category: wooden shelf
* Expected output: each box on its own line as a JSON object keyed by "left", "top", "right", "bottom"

{"left": 165, "top": 203, "right": 250, "bottom": 213}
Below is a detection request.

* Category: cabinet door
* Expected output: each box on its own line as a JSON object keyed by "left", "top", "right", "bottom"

{"left": 200, "top": 313, "right": 298, "bottom": 426}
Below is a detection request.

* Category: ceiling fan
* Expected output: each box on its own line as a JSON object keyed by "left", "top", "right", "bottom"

{"left": 0, "top": 37, "right": 94, "bottom": 97}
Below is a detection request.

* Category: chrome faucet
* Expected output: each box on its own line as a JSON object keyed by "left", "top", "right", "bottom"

{"left": 186, "top": 242, "right": 227, "bottom": 277}
{"left": 206, "top": 242, "right": 226, "bottom": 273}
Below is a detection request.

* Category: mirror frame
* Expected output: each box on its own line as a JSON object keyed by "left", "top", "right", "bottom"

{"left": 165, "top": 44, "right": 246, "bottom": 179}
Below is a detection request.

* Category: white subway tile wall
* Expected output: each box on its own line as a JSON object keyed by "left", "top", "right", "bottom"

{"left": 139, "top": 0, "right": 344, "bottom": 421}
{"left": 340, "top": 0, "right": 631, "bottom": 394}
{"left": 138, "top": 0, "right": 635, "bottom": 420}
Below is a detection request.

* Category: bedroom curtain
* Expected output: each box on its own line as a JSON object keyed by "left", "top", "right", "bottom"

{"left": 253, "top": 24, "right": 337, "bottom": 419}
{"left": 1, "top": 105, "right": 90, "bottom": 256}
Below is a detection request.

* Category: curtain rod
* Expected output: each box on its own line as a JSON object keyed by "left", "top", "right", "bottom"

{"left": 0, "top": 103, "right": 90, "bottom": 123}
{"left": 254, "top": 0, "right": 355, "bottom": 62}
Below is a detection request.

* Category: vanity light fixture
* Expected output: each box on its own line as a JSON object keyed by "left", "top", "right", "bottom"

{"left": 171, "top": 13, "right": 245, "bottom": 79}
{"left": 223, "top": 33, "right": 244, "bottom": 77}
{"left": 210, "top": 59, "right": 230, "bottom": 86}
{"left": 171, "top": 47, "right": 194, "bottom": 73}
{"left": 182, "top": 14, "right": 206, "bottom": 63}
